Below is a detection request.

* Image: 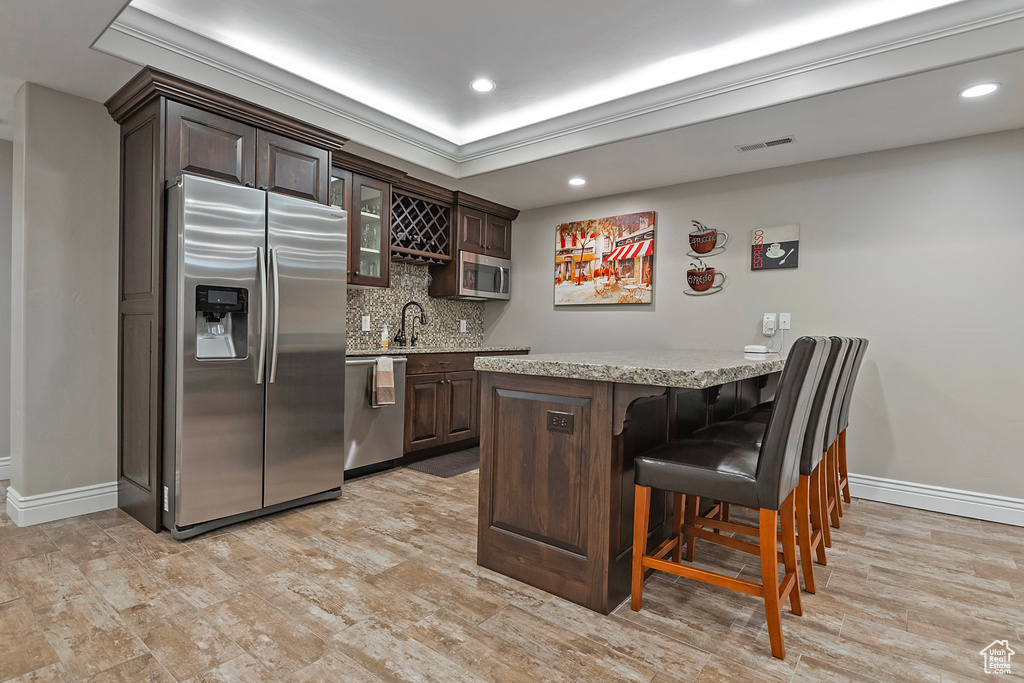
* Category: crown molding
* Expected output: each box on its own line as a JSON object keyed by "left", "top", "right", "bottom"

{"left": 96, "top": 1, "right": 1024, "bottom": 179}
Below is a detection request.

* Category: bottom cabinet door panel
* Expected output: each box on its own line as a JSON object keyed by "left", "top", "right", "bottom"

{"left": 444, "top": 371, "right": 478, "bottom": 442}
{"left": 404, "top": 373, "right": 445, "bottom": 452}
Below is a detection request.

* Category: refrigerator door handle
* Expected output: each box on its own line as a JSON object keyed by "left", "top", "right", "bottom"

{"left": 256, "top": 246, "right": 268, "bottom": 384}
{"left": 269, "top": 247, "right": 281, "bottom": 383}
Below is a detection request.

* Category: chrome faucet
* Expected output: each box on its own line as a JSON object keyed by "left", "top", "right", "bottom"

{"left": 393, "top": 300, "right": 427, "bottom": 346}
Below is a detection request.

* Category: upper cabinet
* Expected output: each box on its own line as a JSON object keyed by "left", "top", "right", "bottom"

{"left": 332, "top": 168, "right": 391, "bottom": 287}
{"left": 454, "top": 193, "right": 518, "bottom": 261}
{"left": 256, "top": 130, "right": 329, "bottom": 205}
{"left": 165, "top": 101, "right": 256, "bottom": 188}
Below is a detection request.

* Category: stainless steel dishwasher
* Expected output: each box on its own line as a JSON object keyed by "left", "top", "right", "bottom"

{"left": 344, "top": 356, "right": 407, "bottom": 471}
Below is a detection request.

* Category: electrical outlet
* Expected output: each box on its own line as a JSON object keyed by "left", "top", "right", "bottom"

{"left": 763, "top": 313, "right": 777, "bottom": 336}
{"left": 361, "top": 315, "right": 370, "bottom": 332}
{"left": 779, "top": 313, "right": 791, "bottom": 330}
{"left": 546, "top": 410, "right": 574, "bottom": 434}
{"left": 460, "top": 319, "right": 467, "bottom": 333}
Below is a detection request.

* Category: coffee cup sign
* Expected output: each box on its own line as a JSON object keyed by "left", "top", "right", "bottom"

{"left": 687, "top": 268, "right": 726, "bottom": 292}
{"left": 751, "top": 224, "right": 800, "bottom": 271}
{"left": 689, "top": 220, "right": 729, "bottom": 256}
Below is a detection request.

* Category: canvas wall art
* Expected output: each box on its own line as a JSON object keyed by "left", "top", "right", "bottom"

{"left": 554, "top": 211, "right": 655, "bottom": 305}
{"left": 751, "top": 224, "right": 800, "bottom": 270}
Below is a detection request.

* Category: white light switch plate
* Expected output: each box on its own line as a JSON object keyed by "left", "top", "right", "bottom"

{"left": 460, "top": 319, "right": 467, "bottom": 333}
{"left": 361, "top": 315, "right": 371, "bottom": 332}
{"left": 779, "top": 313, "right": 791, "bottom": 330}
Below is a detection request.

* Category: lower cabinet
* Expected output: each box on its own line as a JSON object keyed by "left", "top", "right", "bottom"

{"left": 401, "top": 351, "right": 527, "bottom": 455}
{"left": 404, "top": 370, "right": 479, "bottom": 453}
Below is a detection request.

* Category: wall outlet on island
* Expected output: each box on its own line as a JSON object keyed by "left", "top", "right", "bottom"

{"left": 763, "top": 313, "right": 776, "bottom": 336}
{"left": 460, "top": 319, "right": 467, "bottom": 333}
{"left": 361, "top": 315, "right": 371, "bottom": 332}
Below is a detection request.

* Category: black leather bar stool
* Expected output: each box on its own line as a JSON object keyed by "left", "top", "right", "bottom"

{"left": 631, "top": 336, "right": 829, "bottom": 660}
{"left": 688, "top": 336, "right": 847, "bottom": 594}
{"left": 822, "top": 338, "right": 860, "bottom": 528}
{"left": 731, "top": 336, "right": 859, "bottom": 542}
{"left": 835, "top": 338, "right": 869, "bottom": 505}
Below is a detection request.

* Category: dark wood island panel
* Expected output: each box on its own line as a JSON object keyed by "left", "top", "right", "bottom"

{"left": 477, "top": 367, "right": 773, "bottom": 614}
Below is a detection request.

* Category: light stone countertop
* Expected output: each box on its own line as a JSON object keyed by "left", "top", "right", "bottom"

{"left": 473, "top": 350, "right": 785, "bottom": 389}
{"left": 346, "top": 345, "right": 530, "bottom": 357}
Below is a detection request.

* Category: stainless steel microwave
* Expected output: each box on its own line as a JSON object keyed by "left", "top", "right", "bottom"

{"left": 457, "top": 251, "right": 511, "bottom": 300}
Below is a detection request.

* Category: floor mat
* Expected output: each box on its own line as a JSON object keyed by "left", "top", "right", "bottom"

{"left": 405, "top": 447, "right": 480, "bottom": 478}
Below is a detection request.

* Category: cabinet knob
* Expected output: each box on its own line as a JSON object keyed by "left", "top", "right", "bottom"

{"left": 353, "top": 270, "right": 359, "bottom": 276}
{"left": 259, "top": 185, "right": 268, "bottom": 191}
{"left": 245, "top": 182, "right": 254, "bottom": 188}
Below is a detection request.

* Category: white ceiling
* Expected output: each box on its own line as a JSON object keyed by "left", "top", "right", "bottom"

{"left": 1, "top": 0, "right": 1024, "bottom": 209}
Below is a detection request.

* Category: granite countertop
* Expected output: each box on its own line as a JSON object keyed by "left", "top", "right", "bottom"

{"left": 347, "top": 345, "right": 531, "bottom": 357}
{"left": 473, "top": 350, "right": 785, "bottom": 389}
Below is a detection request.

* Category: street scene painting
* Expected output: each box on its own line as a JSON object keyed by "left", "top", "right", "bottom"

{"left": 554, "top": 211, "right": 655, "bottom": 305}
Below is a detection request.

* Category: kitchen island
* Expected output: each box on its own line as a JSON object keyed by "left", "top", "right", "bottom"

{"left": 473, "top": 351, "right": 785, "bottom": 614}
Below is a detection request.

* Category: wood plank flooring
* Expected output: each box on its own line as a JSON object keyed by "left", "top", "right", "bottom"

{"left": 1, "top": 470, "right": 1022, "bottom": 682}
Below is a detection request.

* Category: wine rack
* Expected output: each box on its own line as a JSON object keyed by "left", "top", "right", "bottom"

{"left": 390, "top": 190, "right": 451, "bottom": 263}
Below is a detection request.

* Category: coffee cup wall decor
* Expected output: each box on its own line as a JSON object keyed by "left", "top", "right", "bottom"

{"left": 684, "top": 259, "right": 727, "bottom": 296}
{"left": 687, "top": 220, "right": 729, "bottom": 257}
{"left": 751, "top": 223, "right": 800, "bottom": 271}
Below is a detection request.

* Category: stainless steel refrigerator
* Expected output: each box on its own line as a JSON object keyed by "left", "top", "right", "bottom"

{"left": 162, "top": 174, "right": 347, "bottom": 539}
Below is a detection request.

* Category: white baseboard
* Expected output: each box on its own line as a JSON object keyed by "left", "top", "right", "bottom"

{"left": 849, "top": 474, "right": 1024, "bottom": 527}
{"left": 0, "top": 456, "right": 10, "bottom": 481}
{"left": 6, "top": 481, "right": 118, "bottom": 527}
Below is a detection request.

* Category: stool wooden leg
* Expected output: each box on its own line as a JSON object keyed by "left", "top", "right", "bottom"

{"left": 759, "top": 508, "right": 785, "bottom": 659}
{"left": 685, "top": 495, "right": 698, "bottom": 562}
{"left": 819, "top": 451, "right": 834, "bottom": 547}
{"left": 839, "top": 429, "right": 852, "bottom": 504}
{"left": 780, "top": 493, "right": 803, "bottom": 616}
{"left": 827, "top": 443, "right": 842, "bottom": 529}
{"left": 671, "top": 492, "right": 683, "bottom": 563}
{"left": 809, "top": 464, "right": 828, "bottom": 565}
{"left": 795, "top": 474, "right": 816, "bottom": 593}
{"left": 833, "top": 442, "right": 844, "bottom": 519}
{"left": 631, "top": 485, "right": 651, "bottom": 611}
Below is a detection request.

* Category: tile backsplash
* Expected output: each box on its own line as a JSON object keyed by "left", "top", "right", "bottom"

{"left": 346, "top": 263, "right": 485, "bottom": 350}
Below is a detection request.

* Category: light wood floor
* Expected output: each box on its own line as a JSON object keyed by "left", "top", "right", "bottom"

{"left": 1, "top": 469, "right": 1022, "bottom": 682}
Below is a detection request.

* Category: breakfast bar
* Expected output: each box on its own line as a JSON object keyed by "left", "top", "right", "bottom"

{"left": 473, "top": 351, "right": 785, "bottom": 614}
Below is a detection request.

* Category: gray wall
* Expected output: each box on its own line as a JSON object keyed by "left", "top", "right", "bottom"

{"left": 485, "top": 128, "right": 1024, "bottom": 500}
{"left": 0, "top": 139, "right": 12, "bottom": 478}
{"left": 9, "top": 83, "right": 120, "bottom": 497}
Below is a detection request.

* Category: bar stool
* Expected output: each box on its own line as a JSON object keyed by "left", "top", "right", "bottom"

{"left": 822, "top": 338, "right": 859, "bottom": 528}
{"left": 835, "top": 338, "right": 869, "bottom": 505}
{"left": 631, "top": 336, "right": 829, "bottom": 659}
{"left": 733, "top": 337, "right": 858, "bottom": 541}
{"left": 688, "top": 336, "right": 847, "bottom": 594}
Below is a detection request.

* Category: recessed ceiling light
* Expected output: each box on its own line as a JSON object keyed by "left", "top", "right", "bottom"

{"left": 960, "top": 83, "right": 999, "bottom": 98}
{"left": 471, "top": 79, "right": 495, "bottom": 93}
{"left": 568, "top": 178, "right": 586, "bottom": 186}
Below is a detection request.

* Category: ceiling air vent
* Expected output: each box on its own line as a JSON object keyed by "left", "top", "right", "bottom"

{"left": 735, "top": 135, "right": 796, "bottom": 153}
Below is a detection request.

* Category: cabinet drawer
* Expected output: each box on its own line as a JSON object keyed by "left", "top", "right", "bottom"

{"left": 405, "top": 353, "right": 476, "bottom": 375}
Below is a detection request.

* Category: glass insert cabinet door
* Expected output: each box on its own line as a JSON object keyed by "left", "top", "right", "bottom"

{"left": 331, "top": 169, "right": 391, "bottom": 287}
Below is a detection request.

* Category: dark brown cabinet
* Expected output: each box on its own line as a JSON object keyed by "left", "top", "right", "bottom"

{"left": 403, "top": 369, "right": 479, "bottom": 453}
{"left": 456, "top": 205, "right": 512, "bottom": 260}
{"left": 331, "top": 169, "right": 391, "bottom": 287}
{"left": 402, "top": 351, "right": 527, "bottom": 455}
{"left": 165, "top": 102, "right": 329, "bottom": 205}
{"left": 485, "top": 214, "right": 512, "bottom": 259}
{"left": 457, "top": 206, "right": 486, "bottom": 254}
{"left": 166, "top": 101, "right": 256, "bottom": 188}
{"left": 257, "top": 130, "right": 329, "bottom": 204}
